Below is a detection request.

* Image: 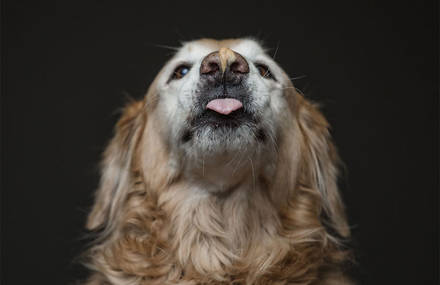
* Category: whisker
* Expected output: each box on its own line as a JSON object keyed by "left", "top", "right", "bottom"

{"left": 294, "top": 87, "right": 307, "bottom": 96}
{"left": 144, "top": 41, "right": 180, "bottom": 52}
{"left": 278, "top": 86, "right": 296, "bottom": 90}
{"left": 278, "top": 86, "right": 306, "bottom": 93}
{"left": 267, "top": 132, "right": 279, "bottom": 156}
{"left": 248, "top": 157, "right": 256, "bottom": 192}
{"left": 272, "top": 41, "right": 280, "bottom": 60}
{"left": 152, "top": 44, "right": 180, "bottom": 51}
{"left": 290, "top": 75, "right": 307, "bottom": 81}
{"left": 232, "top": 142, "right": 249, "bottom": 175}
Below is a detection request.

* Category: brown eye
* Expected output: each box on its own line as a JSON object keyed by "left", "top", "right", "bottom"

{"left": 256, "top": 64, "right": 274, "bottom": 80}
{"left": 172, "top": 65, "right": 191, "bottom": 80}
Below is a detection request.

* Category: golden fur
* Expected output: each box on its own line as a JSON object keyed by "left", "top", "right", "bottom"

{"left": 83, "top": 39, "right": 353, "bottom": 285}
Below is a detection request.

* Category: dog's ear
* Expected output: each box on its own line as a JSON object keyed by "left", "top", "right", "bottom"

{"left": 296, "top": 94, "right": 350, "bottom": 238}
{"left": 86, "top": 99, "right": 145, "bottom": 231}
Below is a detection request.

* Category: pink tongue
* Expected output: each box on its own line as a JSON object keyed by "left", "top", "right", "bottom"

{"left": 206, "top": 98, "right": 243, "bottom": 115}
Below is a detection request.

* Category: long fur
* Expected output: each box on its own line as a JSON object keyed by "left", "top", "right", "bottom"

{"left": 83, "top": 41, "right": 353, "bottom": 285}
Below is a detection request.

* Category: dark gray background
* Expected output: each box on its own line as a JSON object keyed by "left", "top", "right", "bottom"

{"left": 2, "top": 0, "right": 438, "bottom": 284}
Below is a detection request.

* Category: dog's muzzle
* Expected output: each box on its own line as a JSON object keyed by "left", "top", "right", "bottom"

{"left": 193, "top": 48, "right": 254, "bottom": 130}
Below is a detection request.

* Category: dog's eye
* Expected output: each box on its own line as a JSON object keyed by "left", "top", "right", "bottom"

{"left": 172, "top": 65, "right": 191, "bottom": 80}
{"left": 256, "top": 64, "right": 274, "bottom": 80}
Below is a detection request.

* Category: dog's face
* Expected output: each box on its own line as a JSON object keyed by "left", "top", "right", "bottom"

{"left": 151, "top": 39, "right": 291, "bottom": 163}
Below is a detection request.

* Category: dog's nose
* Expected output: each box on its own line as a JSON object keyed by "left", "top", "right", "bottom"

{"left": 200, "top": 48, "right": 249, "bottom": 83}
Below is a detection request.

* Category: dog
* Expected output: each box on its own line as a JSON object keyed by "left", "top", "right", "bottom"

{"left": 84, "top": 38, "right": 353, "bottom": 285}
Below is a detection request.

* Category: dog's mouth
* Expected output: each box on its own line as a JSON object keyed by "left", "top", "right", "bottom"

{"left": 180, "top": 81, "right": 264, "bottom": 144}
{"left": 192, "top": 98, "right": 255, "bottom": 130}
{"left": 206, "top": 98, "right": 243, "bottom": 115}
{"left": 180, "top": 97, "right": 259, "bottom": 144}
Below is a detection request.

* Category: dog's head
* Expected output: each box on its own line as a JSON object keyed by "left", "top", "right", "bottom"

{"left": 142, "top": 38, "right": 301, "bottom": 194}
{"left": 87, "top": 38, "right": 349, "bottom": 242}
{"left": 155, "top": 39, "right": 286, "bottom": 156}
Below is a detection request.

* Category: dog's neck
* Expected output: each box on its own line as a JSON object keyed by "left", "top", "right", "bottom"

{"left": 181, "top": 151, "right": 269, "bottom": 194}
{"left": 155, "top": 153, "right": 290, "bottom": 280}
{"left": 138, "top": 124, "right": 294, "bottom": 280}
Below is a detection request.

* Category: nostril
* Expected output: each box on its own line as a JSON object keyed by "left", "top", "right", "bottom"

{"left": 201, "top": 61, "right": 220, "bottom": 75}
{"left": 230, "top": 62, "right": 239, "bottom": 72}
{"left": 208, "top": 62, "right": 219, "bottom": 73}
{"left": 230, "top": 61, "right": 248, "bottom": 74}
{"left": 200, "top": 51, "right": 222, "bottom": 75}
{"left": 229, "top": 56, "right": 249, "bottom": 74}
{"left": 200, "top": 49, "right": 249, "bottom": 78}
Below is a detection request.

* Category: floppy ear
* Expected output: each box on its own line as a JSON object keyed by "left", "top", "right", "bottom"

{"left": 296, "top": 94, "right": 350, "bottom": 238}
{"left": 86, "top": 99, "right": 145, "bottom": 230}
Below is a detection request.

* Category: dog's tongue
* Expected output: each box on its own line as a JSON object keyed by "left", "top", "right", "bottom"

{"left": 206, "top": 98, "right": 243, "bottom": 115}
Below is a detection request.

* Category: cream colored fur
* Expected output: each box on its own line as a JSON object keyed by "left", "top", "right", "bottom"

{"left": 83, "top": 38, "right": 353, "bottom": 285}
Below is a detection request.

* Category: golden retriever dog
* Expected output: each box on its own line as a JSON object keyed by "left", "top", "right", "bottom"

{"left": 84, "top": 38, "right": 353, "bottom": 285}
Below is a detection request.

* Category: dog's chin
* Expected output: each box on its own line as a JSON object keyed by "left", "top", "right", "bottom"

{"left": 179, "top": 107, "right": 268, "bottom": 160}
{"left": 195, "top": 124, "right": 257, "bottom": 153}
